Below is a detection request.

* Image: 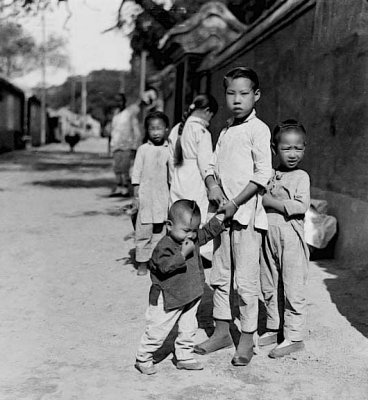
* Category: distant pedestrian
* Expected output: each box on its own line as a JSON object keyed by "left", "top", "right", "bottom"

{"left": 131, "top": 111, "right": 170, "bottom": 276}
{"left": 194, "top": 67, "right": 272, "bottom": 367}
{"left": 135, "top": 200, "right": 225, "bottom": 375}
{"left": 110, "top": 93, "right": 141, "bottom": 197}
{"left": 102, "top": 106, "right": 119, "bottom": 156}
{"left": 259, "top": 120, "right": 310, "bottom": 358}
{"left": 168, "top": 94, "right": 218, "bottom": 224}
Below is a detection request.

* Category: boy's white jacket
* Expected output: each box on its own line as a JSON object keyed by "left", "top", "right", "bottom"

{"left": 206, "top": 110, "right": 272, "bottom": 230}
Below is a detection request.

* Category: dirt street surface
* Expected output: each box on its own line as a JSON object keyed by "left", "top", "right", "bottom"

{"left": 1, "top": 137, "right": 367, "bottom": 400}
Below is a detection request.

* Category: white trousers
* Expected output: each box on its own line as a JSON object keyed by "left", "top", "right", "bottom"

{"left": 136, "top": 294, "right": 200, "bottom": 363}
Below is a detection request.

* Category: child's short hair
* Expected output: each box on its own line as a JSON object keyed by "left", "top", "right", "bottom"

{"left": 272, "top": 119, "right": 307, "bottom": 145}
{"left": 168, "top": 199, "right": 201, "bottom": 223}
{"left": 223, "top": 67, "right": 260, "bottom": 91}
{"left": 144, "top": 111, "right": 170, "bottom": 131}
{"left": 143, "top": 111, "right": 170, "bottom": 143}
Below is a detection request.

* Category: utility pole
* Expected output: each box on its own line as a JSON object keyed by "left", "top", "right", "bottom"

{"left": 40, "top": 7, "right": 47, "bottom": 145}
{"left": 139, "top": 50, "right": 147, "bottom": 97}
{"left": 70, "top": 76, "right": 76, "bottom": 113}
{"left": 81, "top": 75, "right": 87, "bottom": 135}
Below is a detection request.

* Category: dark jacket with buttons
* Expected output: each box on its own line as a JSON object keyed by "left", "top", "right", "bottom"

{"left": 149, "top": 217, "right": 224, "bottom": 311}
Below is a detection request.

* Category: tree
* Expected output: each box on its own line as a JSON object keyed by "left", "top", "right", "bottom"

{"left": 0, "top": 21, "right": 36, "bottom": 77}
{"left": 0, "top": 20, "right": 68, "bottom": 78}
{"left": 0, "top": 0, "right": 68, "bottom": 17}
{"left": 43, "top": 70, "right": 135, "bottom": 124}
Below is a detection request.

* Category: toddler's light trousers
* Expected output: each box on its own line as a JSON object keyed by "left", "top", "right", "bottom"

{"left": 136, "top": 294, "right": 200, "bottom": 364}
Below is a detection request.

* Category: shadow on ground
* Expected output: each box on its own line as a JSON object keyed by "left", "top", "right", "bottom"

{"left": 0, "top": 149, "right": 112, "bottom": 173}
{"left": 63, "top": 207, "right": 127, "bottom": 217}
{"left": 317, "top": 259, "right": 368, "bottom": 338}
{"left": 151, "top": 277, "right": 269, "bottom": 365}
{"left": 30, "top": 178, "right": 112, "bottom": 189}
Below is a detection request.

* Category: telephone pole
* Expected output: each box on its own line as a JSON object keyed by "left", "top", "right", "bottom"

{"left": 139, "top": 50, "right": 148, "bottom": 97}
{"left": 81, "top": 75, "right": 87, "bottom": 134}
{"left": 40, "top": 7, "right": 47, "bottom": 144}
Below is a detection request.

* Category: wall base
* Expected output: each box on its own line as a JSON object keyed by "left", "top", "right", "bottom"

{"left": 311, "top": 187, "right": 368, "bottom": 263}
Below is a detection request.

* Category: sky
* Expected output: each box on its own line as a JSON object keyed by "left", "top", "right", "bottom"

{"left": 13, "top": 0, "right": 138, "bottom": 89}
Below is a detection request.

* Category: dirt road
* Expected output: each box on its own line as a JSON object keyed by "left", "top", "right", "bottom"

{"left": 1, "top": 138, "right": 367, "bottom": 400}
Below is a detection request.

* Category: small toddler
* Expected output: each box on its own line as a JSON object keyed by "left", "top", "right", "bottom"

{"left": 135, "top": 200, "right": 224, "bottom": 374}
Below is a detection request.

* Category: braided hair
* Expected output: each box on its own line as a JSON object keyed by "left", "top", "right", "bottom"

{"left": 174, "top": 94, "right": 218, "bottom": 167}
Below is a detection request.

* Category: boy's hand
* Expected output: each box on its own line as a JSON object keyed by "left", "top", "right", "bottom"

{"left": 217, "top": 201, "right": 237, "bottom": 222}
{"left": 208, "top": 186, "right": 227, "bottom": 206}
{"left": 262, "top": 193, "right": 273, "bottom": 208}
{"left": 181, "top": 239, "right": 195, "bottom": 259}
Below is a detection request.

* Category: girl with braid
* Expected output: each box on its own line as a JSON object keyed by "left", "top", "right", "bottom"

{"left": 168, "top": 94, "right": 218, "bottom": 225}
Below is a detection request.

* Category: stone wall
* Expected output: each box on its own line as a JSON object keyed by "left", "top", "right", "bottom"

{"left": 207, "top": 0, "right": 368, "bottom": 262}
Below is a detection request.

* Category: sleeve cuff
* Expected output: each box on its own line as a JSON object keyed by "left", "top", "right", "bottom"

{"left": 249, "top": 179, "right": 267, "bottom": 189}
{"left": 205, "top": 172, "right": 215, "bottom": 180}
{"left": 283, "top": 200, "right": 307, "bottom": 217}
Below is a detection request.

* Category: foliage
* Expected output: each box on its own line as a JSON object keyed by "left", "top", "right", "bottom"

{"left": 43, "top": 69, "right": 134, "bottom": 124}
{"left": 0, "top": 20, "right": 68, "bottom": 78}
{"left": 125, "top": 0, "right": 279, "bottom": 67}
{"left": 0, "top": 0, "right": 67, "bottom": 17}
{"left": 40, "top": 34, "right": 69, "bottom": 69}
{"left": 0, "top": 21, "right": 36, "bottom": 77}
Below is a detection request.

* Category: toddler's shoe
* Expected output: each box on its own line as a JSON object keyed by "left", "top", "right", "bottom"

{"left": 134, "top": 361, "right": 156, "bottom": 375}
{"left": 176, "top": 359, "right": 203, "bottom": 370}
{"left": 269, "top": 341, "right": 305, "bottom": 358}
{"left": 137, "top": 262, "right": 148, "bottom": 276}
{"left": 258, "top": 331, "right": 278, "bottom": 347}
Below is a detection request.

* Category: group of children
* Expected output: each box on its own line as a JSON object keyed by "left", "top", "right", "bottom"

{"left": 130, "top": 67, "right": 310, "bottom": 374}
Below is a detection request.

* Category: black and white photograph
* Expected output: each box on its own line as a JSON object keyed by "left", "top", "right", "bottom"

{"left": 0, "top": 0, "right": 367, "bottom": 399}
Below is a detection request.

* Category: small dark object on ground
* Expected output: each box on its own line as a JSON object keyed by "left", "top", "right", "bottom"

{"left": 65, "top": 134, "right": 81, "bottom": 152}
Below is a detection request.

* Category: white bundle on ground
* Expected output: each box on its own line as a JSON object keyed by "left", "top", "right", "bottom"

{"left": 304, "top": 199, "right": 337, "bottom": 249}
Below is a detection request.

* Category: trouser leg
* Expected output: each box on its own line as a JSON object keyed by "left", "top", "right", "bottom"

{"left": 260, "top": 226, "right": 281, "bottom": 331}
{"left": 281, "top": 227, "right": 309, "bottom": 342}
{"left": 136, "top": 294, "right": 182, "bottom": 363}
{"left": 175, "top": 298, "right": 201, "bottom": 361}
{"left": 210, "top": 229, "right": 232, "bottom": 321}
{"left": 232, "top": 222, "right": 262, "bottom": 333}
{"left": 135, "top": 212, "right": 153, "bottom": 263}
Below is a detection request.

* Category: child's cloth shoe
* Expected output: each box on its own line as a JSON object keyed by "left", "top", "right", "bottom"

{"left": 137, "top": 262, "right": 148, "bottom": 276}
{"left": 134, "top": 361, "right": 157, "bottom": 375}
{"left": 231, "top": 332, "right": 254, "bottom": 366}
{"left": 194, "top": 334, "right": 233, "bottom": 355}
{"left": 269, "top": 341, "right": 305, "bottom": 358}
{"left": 258, "top": 331, "right": 278, "bottom": 347}
{"left": 176, "top": 360, "right": 203, "bottom": 370}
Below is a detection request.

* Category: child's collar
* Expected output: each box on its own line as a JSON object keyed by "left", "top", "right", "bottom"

{"left": 188, "top": 115, "right": 210, "bottom": 128}
{"left": 147, "top": 139, "right": 168, "bottom": 147}
{"left": 227, "top": 109, "right": 256, "bottom": 127}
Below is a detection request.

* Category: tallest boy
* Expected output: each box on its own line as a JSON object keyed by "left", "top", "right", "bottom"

{"left": 195, "top": 67, "right": 272, "bottom": 366}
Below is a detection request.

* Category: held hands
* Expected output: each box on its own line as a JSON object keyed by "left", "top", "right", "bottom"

{"left": 208, "top": 185, "right": 227, "bottom": 207}
{"left": 262, "top": 193, "right": 273, "bottom": 208}
{"left": 217, "top": 200, "right": 237, "bottom": 223}
{"left": 181, "top": 239, "right": 195, "bottom": 259}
